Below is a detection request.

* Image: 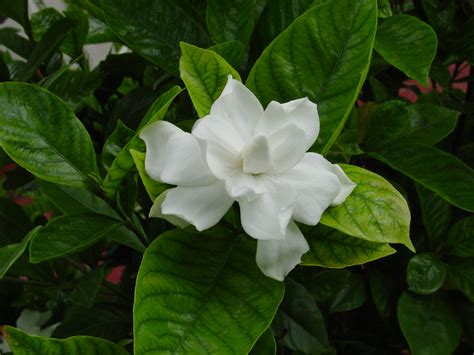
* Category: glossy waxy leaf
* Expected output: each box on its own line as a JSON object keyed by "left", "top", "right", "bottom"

{"left": 369, "top": 144, "right": 474, "bottom": 212}
{"left": 320, "top": 165, "right": 414, "bottom": 251}
{"left": 0, "top": 83, "right": 99, "bottom": 189}
{"left": 130, "top": 149, "right": 167, "bottom": 201}
{"left": 3, "top": 326, "right": 127, "bottom": 355}
{"left": 179, "top": 42, "right": 240, "bottom": 117}
{"left": 377, "top": 0, "right": 392, "bottom": 18}
{"left": 133, "top": 228, "right": 284, "bottom": 354}
{"left": 406, "top": 253, "right": 446, "bottom": 295}
{"left": 374, "top": 15, "right": 437, "bottom": 86}
{"left": 302, "top": 225, "right": 395, "bottom": 268}
{"left": 0, "top": 227, "right": 38, "bottom": 278}
{"left": 449, "top": 258, "right": 474, "bottom": 303}
{"left": 398, "top": 292, "right": 462, "bottom": 355}
{"left": 273, "top": 279, "right": 330, "bottom": 354}
{"left": 101, "top": 121, "right": 135, "bottom": 172}
{"left": 102, "top": 86, "right": 182, "bottom": 197}
{"left": 101, "top": 0, "right": 210, "bottom": 75}
{"left": 445, "top": 216, "right": 474, "bottom": 257}
{"left": 247, "top": 0, "right": 377, "bottom": 153}
{"left": 206, "top": 0, "right": 256, "bottom": 45}
{"left": 209, "top": 40, "right": 245, "bottom": 69}
{"left": 28, "top": 214, "right": 137, "bottom": 263}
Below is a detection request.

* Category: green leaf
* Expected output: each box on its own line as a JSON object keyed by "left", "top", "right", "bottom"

{"left": 206, "top": 0, "right": 256, "bottom": 45}
{"left": 273, "top": 278, "right": 330, "bottom": 353}
{"left": 0, "top": 227, "right": 38, "bottom": 279}
{"left": 0, "top": 0, "right": 31, "bottom": 37}
{"left": 17, "top": 18, "right": 77, "bottom": 82}
{"left": 208, "top": 40, "right": 245, "bottom": 71}
{"left": 445, "top": 216, "right": 474, "bottom": 257}
{"left": 309, "top": 269, "right": 351, "bottom": 302}
{"left": 133, "top": 228, "right": 284, "bottom": 354}
{"left": 301, "top": 225, "right": 396, "bottom": 268}
{"left": 398, "top": 292, "right": 462, "bottom": 355}
{"left": 363, "top": 101, "right": 459, "bottom": 149}
{"left": 406, "top": 253, "right": 447, "bottom": 295}
{"left": 369, "top": 271, "right": 397, "bottom": 320}
{"left": 0, "top": 198, "right": 33, "bottom": 246}
{"left": 38, "top": 179, "right": 120, "bottom": 220}
{"left": 0, "top": 28, "right": 33, "bottom": 59}
{"left": 130, "top": 149, "right": 167, "bottom": 201}
{"left": 368, "top": 144, "right": 474, "bottom": 212}
{"left": 102, "top": 85, "right": 182, "bottom": 197}
{"left": 448, "top": 258, "right": 474, "bottom": 303}
{"left": 29, "top": 214, "right": 131, "bottom": 263}
{"left": 330, "top": 272, "right": 367, "bottom": 313}
{"left": 69, "top": 268, "right": 105, "bottom": 307}
{"left": 3, "top": 326, "right": 127, "bottom": 355}
{"left": 415, "top": 183, "right": 452, "bottom": 249}
{"left": 101, "top": 121, "right": 135, "bottom": 171}
{"left": 249, "top": 328, "right": 276, "bottom": 355}
{"left": 0, "top": 83, "right": 100, "bottom": 189}
{"left": 101, "top": 0, "right": 210, "bottom": 75}
{"left": 320, "top": 164, "right": 414, "bottom": 251}
{"left": 247, "top": 0, "right": 377, "bottom": 153}
{"left": 377, "top": 0, "right": 392, "bottom": 18}
{"left": 374, "top": 15, "right": 437, "bottom": 86}
{"left": 179, "top": 42, "right": 241, "bottom": 117}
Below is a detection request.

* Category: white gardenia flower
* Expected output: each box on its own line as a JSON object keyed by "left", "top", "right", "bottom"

{"left": 140, "top": 77, "right": 356, "bottom": 281}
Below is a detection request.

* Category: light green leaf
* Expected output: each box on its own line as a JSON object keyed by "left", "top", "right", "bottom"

{"left": 101, "top": 0, "right": 210, "bottom": 75}
{"left": 0, "top": 83, "right": 99, "bottom": 189}
{"left": 448, "top": 258, "right": 474, "bottom": 303}
{"left": 374, "top": 15, "right": 437, "bottom": 86}
{"left": 3, "top": 326, "right": 127, "bottom": 354}
{"left": 29, "top": 214, "right": 136, "bottom": 263}
{"left": 406, "top": 253, "right": 447, "bottom": 295}
{"left": 0, "top": 227, "right": 38, "bottom": 279}
{"left": 133, "top": 228, "right": 284, "bottom": 354}
{"left": 179, "top": 42, "right": 240, "bottom": 117}
{"left": 206, "top": 0, "right": 256, "bottom": 45}
{"left": 398, "top": 292, "right": 462, "bottom": 355}
{"left": 273, "top": 279, "right": 330, "bottom": 354}
{"left": 102, "top": 86, "right": 182, "bottom": 197}
{"left": 247, "top": 0, "right": 377, "bottom": 153}
{"left": 368, "top": 144, "right": 474, "bottom": 212}
{"left": 320, "top": 164, "right": 414, "bottom": 251}
{"left": 445, "top": 216, "right": 474, "bottom": 257}
{"left": 130, "top": 149, "right": 167, "bottom": 201}
{"left": 302, "top": 225, "right": 396, "bottom": 268}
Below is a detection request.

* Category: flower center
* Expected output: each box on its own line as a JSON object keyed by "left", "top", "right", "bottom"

{"left": 240, "top": 135, "right": 271, "bottom": 175}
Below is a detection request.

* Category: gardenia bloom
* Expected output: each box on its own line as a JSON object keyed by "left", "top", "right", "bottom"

{"left": 140, "top": 77, "right": 356, "bottom": 281}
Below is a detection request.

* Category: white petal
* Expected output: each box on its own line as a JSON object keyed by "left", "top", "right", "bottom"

{"left": 256, "top": 221, "right": 309, "bottom": 281}
{"left": 267, "top": 124, "right": 308, "bottom": 173}
{"left": 241, "top": 134, "right": 271, "bottom": 174}
{"left": 192, "top": 114, "right": 245, "bottom": 153}
{"left": 239, "top": 180, "right": 295, "bottom": 240}
{"left": 225, "top": 171, "right": 267, "bottom": 200}
{"left": 210, "top": 77, "right": 264, "bottom": 140}
{"left": 204, "top": 141, "right": 241, "bottom": 180}
{"left": 140, "top": 121, "right": 214, "bottom": 186}
{"left": 331, "top": 164, "right": 357, "bottom": 206}
{"left": 149, "top": 190, "right": 190, "bottom": 228}
{"left": 139, "top": 121, "right": 181, "bottom": 182}
{"left": 256, "top": 98, "right": 319, "bottom": 151}
{"left": 160, "top": 181, "right": 234, "bottom": 231}
{"left": 276, "top": 153, "right": 342, "bottom": 225}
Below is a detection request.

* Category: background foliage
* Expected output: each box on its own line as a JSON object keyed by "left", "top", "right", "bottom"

{"left": 0, "top": 0, "right": 473, "bottom": 354}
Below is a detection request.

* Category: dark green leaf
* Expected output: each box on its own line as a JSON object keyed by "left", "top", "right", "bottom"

{"left": 249, "top": 328, "right": 275, "bottom": 355}
{"left": 448, "top": 258, "right": 474, "bottom": 303}
{"left": 0, "top": 83, "right": 100, "bottom": 189}
{"left": 101, "top": 0, "right": 210, "bottom": 75}
{"left": 273, "top": 278, "right": 330, "bottom": 353}
{"left": 374, "top": 15, "right": 437, "bottom": 86}
{"left": 130, "top": 149, "right": 167, "bottom": 201}
{"left": 4, "top": 326, "right": 127, "bottom": 354}
{"left": 247, "top": 0, "right": 377, "bottom": 153}
{"left": 330, "top": 272, "right": 367, "bottom": 313}
{"left": 133, "top": 228, "right": 284, "bottom": 354}
{"left": 320, "top": 164, "right": 414, "bottom": 251}
{"left": 398, "top": 292, "right": 462, "bottom": 355}
{"left": 310, "top": 269, "right": 351, "bottom": 302}
{"left": 377, "top": 0, "right": 392, "bottom": 18}
{"left": 302, "top": 225, "right": 395, "bottom": 268}
{"left": 368, "top": 144, "right": 474, "bottom": 212}
{"left": 69, "top": 268, "right": 105, "bottom": 307}
{"left": 445, "top": 216, "right": 474, "bottom": 257}
{"left": 101, "top": 121, "right": 135, "bottom": 172}
{"left": 0, "top": 28, "right": 33, "bottom": 59}
{"left": 209, "top": 40, "right": 245, "bottom": 70}
{"left": 0, "top": 198, "right": 33, "bottom": 246}
{"left": 179, "top": 42, "right": 240, "bottom": 117}
{"left": 0, "top": 227, "right": 38, "bottom": 279}
{"left": 406, "top": 253, "right": 446, "bottom": 295}
{"left": 30, "top": 8, "right": 63, "bottom": 41}
{"left": 206, "top": 0, "right": 256, "bottom": 45}
{"left": 416, "top": 183, "right": 452, "bottom": 248}
{"left": 0, "top": 0, "right": 31, "bottom": 37}
{"left": 369, "top": 271, "right": 397, "bottom": 321}
{"left": 29, "top": 214, "right": 130, "bottom": 263}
